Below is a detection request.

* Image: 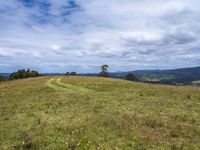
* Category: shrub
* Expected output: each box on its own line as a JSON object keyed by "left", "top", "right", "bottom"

{"left": 0, "top": 76, "right": 5, "bottom": 82}
{"left": 70, "top": 72, "right": 77, "bottom": 76}
{"left": 65, "top": 72, "right": 70, "bottom": 76}
{"left": 9, "top": 69, "right": 39, "bottom": 80}
{"left": 126, "top": 73, "right": 137, "bottom": 81}
{"left": 65, "top": 72, "right": 77, "bottom": 76}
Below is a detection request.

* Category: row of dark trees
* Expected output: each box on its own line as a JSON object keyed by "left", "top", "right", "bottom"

{"left": 9, "top": 69, "right": 39, "bottom": 80}
{"left": 1, "top": 65, "right": 137, "bottom": 82}
{"left": 65, "top": 72, "right": 77, "bottom": 76}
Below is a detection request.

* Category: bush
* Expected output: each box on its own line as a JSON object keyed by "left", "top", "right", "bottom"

{"left": 9, "top": 69, "right": 39, "bottom": 80}
{"left": 99, "top": 71, "right": 109, "bottom": 77}
{"left": 65, "top": 72, "right": 70, "bottom": 76}
{"left": 70, "top": 72, "right": 77, "bottom": 76}
{"left": 126, "top": 73, "right": 137, "bottom": 81}
{"left": 65, "top": 72, "right": 77, "bottom": 76}
{"left": 0, "top": 76, "right": 5, "bottom": 82}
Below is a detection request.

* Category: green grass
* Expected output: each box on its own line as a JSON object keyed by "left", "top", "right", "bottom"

{"left": 0, "top": 76, "right": 200, "bottom": 150}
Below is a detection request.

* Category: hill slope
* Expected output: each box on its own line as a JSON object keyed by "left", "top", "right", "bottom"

{"left": 0, "top": 76, "right": 200, "bottom": 149}
{"left": 111, "top": 66, "right": 200, "bottom": 84}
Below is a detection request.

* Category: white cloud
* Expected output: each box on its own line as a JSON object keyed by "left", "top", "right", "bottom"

{"left": 0, "top": 0, "right": 200, "bottom": 73}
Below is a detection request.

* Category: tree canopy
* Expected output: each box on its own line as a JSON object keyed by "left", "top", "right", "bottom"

{"left": 9, "top": 69, "right": 39, "bottom": 80}
{"left": 99, "top": 64, "right": 109, "bottom": 77}
{"left": 65, "top": 72, "right": 77, "bottom": 76}
{"left": 126, "top": 73, "right": 137, "bottom": 81}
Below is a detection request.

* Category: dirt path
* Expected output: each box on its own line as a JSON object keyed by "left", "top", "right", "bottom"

{"left": 47, "top": 77, "right": 91, "bottom": 93}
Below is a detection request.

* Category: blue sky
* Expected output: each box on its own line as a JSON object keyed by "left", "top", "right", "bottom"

{"left": 0, "top": 0, "right": 200, "bottom": 73}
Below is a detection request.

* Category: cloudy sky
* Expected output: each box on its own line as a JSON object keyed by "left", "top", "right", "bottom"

{"left": 0, "top": 0, "right": 200, "bottom": 73}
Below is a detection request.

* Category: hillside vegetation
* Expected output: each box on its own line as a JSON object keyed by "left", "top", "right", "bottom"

{"left": 111, "top": 66, "right": 200, "bottom": 85}
{"left": 0, "top": 76, "right": 200, "bottom": 149}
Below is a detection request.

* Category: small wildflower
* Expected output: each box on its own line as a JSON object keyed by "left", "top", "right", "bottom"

{"left": 22, "top": 141, "right": 25, "bottom": 144}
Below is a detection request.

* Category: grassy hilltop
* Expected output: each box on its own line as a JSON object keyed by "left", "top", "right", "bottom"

{"left": 0, "top": 76, "right": 200, "bottom": 149}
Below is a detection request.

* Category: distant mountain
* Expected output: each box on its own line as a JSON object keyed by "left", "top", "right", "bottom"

{"left": 0, "top": 73, "right": 10, "bottom": 78}
{"left": 111, "top": 66, "right": 200, "bottom": 85}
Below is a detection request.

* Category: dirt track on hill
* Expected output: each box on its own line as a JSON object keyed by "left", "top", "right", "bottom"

{"left": 47, "top": 78, "right": 91, "bottom": 93}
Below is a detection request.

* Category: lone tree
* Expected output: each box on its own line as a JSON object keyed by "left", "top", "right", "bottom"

{"left": 99, "top": 64, "right": 109, "bottom": 77}
{"left": 126, "top": 73, "right": 137, "bottom": 81}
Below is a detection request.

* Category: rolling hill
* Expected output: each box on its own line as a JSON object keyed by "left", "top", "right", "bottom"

{"left": 0, "top": 73, "right": 10, "bottom": 78}
{"left": 111, "top": 66, "right": 200, "bottom": 85}
{"left": 1, "top": 66, "right": 200, "bottom": 85}
{"left": 0, "top": 76, "right": 200, "bottom": 149}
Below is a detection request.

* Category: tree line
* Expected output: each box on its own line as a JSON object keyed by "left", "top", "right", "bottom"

{"left": 0, "top": 69, "right": 40, "bottom": 82}
{"left": 9, "top": 69, "right": 39, "bottom": 80}
{"left": 0, "top": 65, "right": 137, "bottom": 82}
{"left": 65, "top": 72, "right": 77, "bottom": 76}
{"left": 63, "top": 64, "right": 137, "bottom": 81}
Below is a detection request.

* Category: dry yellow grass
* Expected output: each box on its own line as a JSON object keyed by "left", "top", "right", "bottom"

{"left": 0, "top": 76, "right": 200, "bottom": 149}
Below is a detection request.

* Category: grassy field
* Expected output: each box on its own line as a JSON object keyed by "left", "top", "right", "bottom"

{"left": 0, "top": 76, "right": 200, "bottom": 150}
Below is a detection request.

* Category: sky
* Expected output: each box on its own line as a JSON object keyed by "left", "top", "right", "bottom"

{"left": 0, "top": 0, "right": 200, "bottom": 73}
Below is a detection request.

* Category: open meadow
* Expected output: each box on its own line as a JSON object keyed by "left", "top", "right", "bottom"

{"left": 0, "top": 76, "right": 200, "bottom": 149}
